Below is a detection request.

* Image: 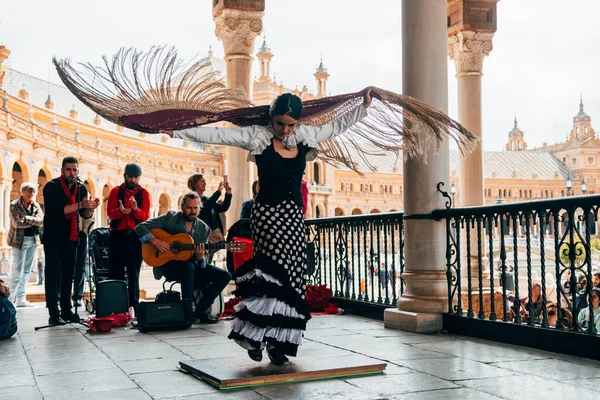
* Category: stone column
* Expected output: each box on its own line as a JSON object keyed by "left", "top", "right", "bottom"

{"left": 447, "top": 0, "right": 498, "bottom": 296}
{"left": 0, "top": 184, "right": 7, "bottom": 233}
{"left": 3, "top": 183, "right": 10, "bottom": 232}
{"left": 448, "top": 31, "right": 493, "bottom": 209}
{"left": 384, "top": 0, "right": 450, "bottom": 332}
{"left": 213, "top": 3, "right": 264, "bottom": 227}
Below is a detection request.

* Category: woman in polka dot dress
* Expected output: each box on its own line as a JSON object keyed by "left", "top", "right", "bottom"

{"left": 172, "top": 90, "right": 372, "bottom": 365}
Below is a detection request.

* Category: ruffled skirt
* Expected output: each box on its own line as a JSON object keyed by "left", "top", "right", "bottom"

{"left": 228, "top": 200, "right": 310, "bottom": 357}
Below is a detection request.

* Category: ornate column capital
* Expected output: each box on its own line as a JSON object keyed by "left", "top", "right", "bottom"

{"left": 214, "top": 8, "right": 264, "bottom": 61}
{"left": 447, "top": 30, "right": 495, "bottom": 77}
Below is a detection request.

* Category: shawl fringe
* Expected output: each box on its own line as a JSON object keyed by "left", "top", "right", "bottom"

{"left": 54, "top": 46, "right": 478, "bottom": 174}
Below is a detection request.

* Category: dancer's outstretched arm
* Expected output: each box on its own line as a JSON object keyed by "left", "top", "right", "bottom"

{"left": 165, "top": 125, "right": 259, "bottom": 150}
{"left": 300, "top": 89, "right": 372, "bottom": 143}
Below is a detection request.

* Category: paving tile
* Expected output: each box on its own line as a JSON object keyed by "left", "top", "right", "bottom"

{"left": 254, "top": 378, "right": 374, "bottom": 400}
{"left": 97, "top": 341, "right": 187, "bottom": 362}
{"left": 304, "top": 327, "right": 358, "bottom": 338}
{"left": 311, "top": 334, "right": 399, "bottom": 351}
{"left": 43, "top": 388, "right": 153, "bottom": 400}
{"left": 460, "top": 374, "right": 600, "bottom": 400}
{"left": 31, "top": 354, "right": 116, "bottom": 376}
{"left": 380, "top": 362, "right": 414, "bottom": 375}
{"left": 564, "top": 377, "right": 600, "bottom": 393}
{"left": 345, "top": 326, "right": 457, "bottom": 340}
{"left": 92, "top": 333, "right": 162, "bottom": 345}
{"left": 398, "top": 357, "right": 521, "bottom": 381}
{"left": 36, "top": 367, "right": 137, "bottom": 396}
{"left": 161, "top": 334, "right": 231, "bottom": 347}
{"left": 3, "top": 368, "right": 36, "bottom": 388}
{"left": 19, "top": 332, "right": 91, "bottom": 350}
{"left": 131, "top": 370, "right": 216, "bottom": 398}
{"left": 491, "top": 358, "right": 600, "bottom": 380}
{"left": 27, "top": 343, "right": 105, "bottom": 363}
{"left": 117, "top": 355, "right": 193, "bottom": 375}
{"left": 177, "top": 342, "right": 245, "bottom": 359}
{"left": 345, "top": 372, "right": 458, "bottom": 397}
{"left": 167, "top": 390, "right": 266, "bottom": 399}
{"left": 414, "top": 339, "right": 548, "bottom": 363}
{"left": 361, "top": 343, "right": 454, "bottom": 361}
{"left": 195, "top": 322, "right": 234, "bottom": 336}
{"left": 150, "top": 327, "right": 220, "bottom": 340}
{"left": 4, "top": 385, "right": 42, "bottom": 400}
{"left": 389, "top": 387, "right": 503, "bottom": 400}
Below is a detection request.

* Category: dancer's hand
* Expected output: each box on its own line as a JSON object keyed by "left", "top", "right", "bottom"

{"left": 0, "top": 281, "right": 10, "bottom": 298}
{"left": 363, "top": 88, "right": 372, "bottom": 108}
{"left": 224, "top": 182, "right": 232, "bottom": 194}
{"left": 160, "top": 130, "right": 173, "bottom": 137}
{"left": 218, "top": 181, "right": 225, "bottom": 192}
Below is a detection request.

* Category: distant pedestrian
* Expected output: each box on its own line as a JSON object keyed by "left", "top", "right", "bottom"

{"left": 37, "top": 259, "right": 44, "bottom": 285}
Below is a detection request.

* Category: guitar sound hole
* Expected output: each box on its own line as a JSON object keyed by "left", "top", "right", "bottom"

{"left": 171, "top": 242, "right": 182, "bottom": 254}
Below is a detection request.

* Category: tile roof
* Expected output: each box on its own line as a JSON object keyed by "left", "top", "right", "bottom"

{"left": 337, "top": 144, "right": 570, "bottom": 180}
{"left": 2, "top": 55, "right": 227, "bottom": 154}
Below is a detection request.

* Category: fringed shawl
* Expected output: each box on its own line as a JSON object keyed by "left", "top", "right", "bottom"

{"left": 53, "top": 46, "right": 477, "bottom": 173}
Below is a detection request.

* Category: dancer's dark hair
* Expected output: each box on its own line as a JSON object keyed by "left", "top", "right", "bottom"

{"left": 269, "top": 93, "right": 303, "bottom": 120}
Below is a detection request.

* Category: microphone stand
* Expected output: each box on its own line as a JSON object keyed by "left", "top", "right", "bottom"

{"left": 35, "top": 177, "right": 89, "bottom": 330}
{"left": 71, "top": 176, "right": 89, "bottom": 327}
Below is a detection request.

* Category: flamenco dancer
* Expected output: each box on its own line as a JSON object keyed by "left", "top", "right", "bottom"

{"left": 53, "top": 47, "right": 477, "bottom": 365}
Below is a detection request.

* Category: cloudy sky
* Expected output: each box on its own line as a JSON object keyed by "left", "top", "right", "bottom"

{"left": 2, "top": 0, "right": 599, "bottom": 151}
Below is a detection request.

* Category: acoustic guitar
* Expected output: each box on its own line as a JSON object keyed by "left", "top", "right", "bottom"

{"left": 142, "top": 228, "right": 246, "bottom": 267}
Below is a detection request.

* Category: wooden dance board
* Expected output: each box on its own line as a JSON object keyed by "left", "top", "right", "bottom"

{"left": 179, "top": 354, "right": 387, "bottom": 390}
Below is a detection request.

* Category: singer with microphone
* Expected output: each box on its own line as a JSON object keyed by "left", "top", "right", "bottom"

{"left": 42, "top": 157, "right": 100, "bottom": 324}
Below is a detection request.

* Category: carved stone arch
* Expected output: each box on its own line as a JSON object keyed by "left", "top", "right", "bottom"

{"left": 36, "top": 166, "right": 53, "bottom": 208}
{"left": 370, "top": 208, "right": 381, "bottom": 214}
{"left": 10, "top": 158, "right": 32, "bottom": 201}
{"left": 0, "top": 150, "right": 5, "bottom": 179}
{"left": 158, "top": 192, "right": 171, "bottom": 216}
{"left": 315, "top": 203, "right": 326, "bottom": 218}
{"left": 101, "top": 183, "right": 113, "bottom": 227}
{"left": 83, "top": 178, "right": 96, "bottom": 199}
{"left": 334, "top": 207, "right": 344, "bottom": 216}
{"left": 351, "top": 208, "right": 363, "bottom": 215}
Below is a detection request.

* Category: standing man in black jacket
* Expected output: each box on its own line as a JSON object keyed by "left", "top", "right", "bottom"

{"left": 43, "top": 157, "right": 100, "bottom": 324}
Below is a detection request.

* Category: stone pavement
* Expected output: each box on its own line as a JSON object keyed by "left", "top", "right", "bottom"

{"left": 3, "top": 305, "right": 600, "bottom": 400}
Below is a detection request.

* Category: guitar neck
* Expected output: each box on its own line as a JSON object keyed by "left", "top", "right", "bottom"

{"left": 177, "top": 243, "right": 229, "bottom": 251}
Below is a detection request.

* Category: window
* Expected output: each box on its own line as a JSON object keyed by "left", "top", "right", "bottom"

{"left": 313, "top": 163, "right": 320, "bottom": 185}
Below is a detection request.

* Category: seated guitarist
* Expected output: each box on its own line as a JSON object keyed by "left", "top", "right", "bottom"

{"left": 135, "top": 192, "right": 231, "bottom": 323}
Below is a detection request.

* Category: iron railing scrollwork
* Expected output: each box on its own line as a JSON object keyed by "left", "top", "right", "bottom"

{"left": 306, "top": 212, "right": 405, "bottom": 307}
{"left": 435, "top": 195, "right": 600, "bottom": 337}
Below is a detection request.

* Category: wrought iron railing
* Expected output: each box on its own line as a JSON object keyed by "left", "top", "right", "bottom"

{"left": 433, "top": 194, "right": 600, "bottom": 336}
{"left": 306, "top": 212, "right": 404, "bottom": 307}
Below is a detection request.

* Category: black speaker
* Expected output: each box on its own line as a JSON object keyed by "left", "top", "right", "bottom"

{"left": 96, "top": 280, "right": 129, "bottom": 317}
{"left": 136, "top": 301, "right": 191, "bottom": 333}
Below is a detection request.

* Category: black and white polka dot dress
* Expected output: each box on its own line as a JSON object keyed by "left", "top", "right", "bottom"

{"left": 228, "top": 142, "right": 311, "bottom": 357}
